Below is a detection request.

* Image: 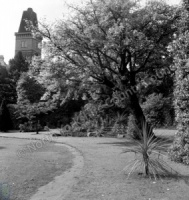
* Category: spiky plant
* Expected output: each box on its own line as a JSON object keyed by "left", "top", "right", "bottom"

{"left": 123, "top": 119, "right": 178, "bottom": 179}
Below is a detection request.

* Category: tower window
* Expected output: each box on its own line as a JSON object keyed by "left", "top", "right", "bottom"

{"left": 21, "top": 41, "right": 27, "bottom": 48}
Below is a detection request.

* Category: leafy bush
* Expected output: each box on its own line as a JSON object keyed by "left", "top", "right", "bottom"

{"left": 39, "top": 99, "right": 85, "bottom": 128}
{"left": 66, "top": 102, "right": 103, "bottom": 135}
{"left": 17, "top": 73, "right": 45, "bottom": 104}
{"left": 169, "top": 129, "right": 189, "bottom": 165}
{"left": 60, "top": 100, "right": 128, "bottom": 137}
{"left": 60, "top": 125, "right": 73, "bottom": 136}
{"left": 111, "top": 113, "right": 127, "bottom": 136}
{"left": 168, "top": 11, "right": 189, "bottom": 165}
{"left": 142, "top": 93, "right": 174, "bottom": 128}
{"left": 18, "top": 121, "right": 43, "bottom": 132}
{"left": 124, "top": 119, "right": 177, "bottom": 179}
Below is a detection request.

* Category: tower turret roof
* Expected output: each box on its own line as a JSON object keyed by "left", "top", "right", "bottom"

{"left": 18, "top": 8, "right": 38, "bottom": 33}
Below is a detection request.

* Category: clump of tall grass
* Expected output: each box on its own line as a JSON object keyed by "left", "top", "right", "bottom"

{"left": 123, "top": 119, "right": 178, "bottom": 179}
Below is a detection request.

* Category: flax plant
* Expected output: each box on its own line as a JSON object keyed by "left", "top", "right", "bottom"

{"left": 123, "top": 119, "right": 178, "bottom": 179}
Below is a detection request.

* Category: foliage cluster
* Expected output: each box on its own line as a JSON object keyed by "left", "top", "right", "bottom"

{"left": 19, "top": 121, "right": 43, "bottom": 132}
{"left": 0, "top": 63, "right": 17, "bottom": 131}
{"left": 15, "top": 72, "right": 56, "bottom": 122}
{"left": 168, "top": 8, "right": 189, "bottom": 165}
{"left": 39, "top": 99, "right": 85, "bottom": 128}
{"left": 142, "top": 93, "right": 174, "bottom": 128}
{"left": 9, "top": 51, "right": 29, "bottom": 82}
{"left": 60, "top": 100, "right": 128, "bottom": 137}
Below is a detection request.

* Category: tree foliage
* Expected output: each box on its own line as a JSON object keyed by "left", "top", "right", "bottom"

{"left": 0, "top": 99, "right": 13, "bottom": 131}
{"left": 0, "top": 76, "right": 16, "bottom": 104}
{"left": 14, "top": 55, "right": 83, "bottom": 126}
{"left": 9, "top": 51, "right": 29, "bottom": 82}
{"left": 0, "top": 60, "right": 17, "bottom": 130}
{"left": 142, "top": 93, "right": 174, "bottom": 127}
{"left": 17, "top": 73, "right": 45, "bottom": 103}
{"left": 168, "top": 7, "right": 189, "bottom": 164}
{"left": 15, "top": 72, "right": 56, "bottom": 122}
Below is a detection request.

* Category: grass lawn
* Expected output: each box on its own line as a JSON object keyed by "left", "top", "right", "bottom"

{"left": 1, "top": 128, "right": 189, "bottom": 200}
{"left": 154, "top": 128, "right": 177, "bottom": 138}
{"left": 0, "top": 137, "right": 73, "bottom": 200}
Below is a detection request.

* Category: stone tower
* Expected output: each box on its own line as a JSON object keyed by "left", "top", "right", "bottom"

{"left": 15, "top": 8, "right": 42, "bottom": 60}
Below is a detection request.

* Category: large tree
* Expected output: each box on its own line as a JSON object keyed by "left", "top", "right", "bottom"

{"left": 31, "top": 0, "right": 179, "bottom": 135}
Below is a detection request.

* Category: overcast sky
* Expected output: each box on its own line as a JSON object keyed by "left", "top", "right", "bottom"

{"left": 0, "top": 0, "right": 181, "bottom": 63}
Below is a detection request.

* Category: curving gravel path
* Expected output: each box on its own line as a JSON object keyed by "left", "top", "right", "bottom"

{"left": 1, "top": 131, "right": 189, "bottom": 200}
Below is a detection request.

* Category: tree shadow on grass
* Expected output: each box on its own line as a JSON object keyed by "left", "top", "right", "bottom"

{"left": 157, "top": 173, "right": 189, "bottom": 186}
{"left": 99, "top": 135, "right": 173, "bottom": 148}
{"left": 98, "top": 139, "right": 137, "bottom": 147}
{"left": 129, "top": 171, "right": 189, "bottom": 185}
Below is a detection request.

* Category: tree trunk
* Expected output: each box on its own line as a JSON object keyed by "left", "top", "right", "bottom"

{"left": 36, "top": 120, "right": 39, "bottom": 134}
{"left": 144, "top": 153, "right": 149, "bottom": 176}
{"left": 129, "top": 92, "right": 155, "bottom": 138}
{"left": 128, "top": 72, "right": 155, "bottom": 138}
{"left": 130, "top": 93, "right": 145, "bottom": 123}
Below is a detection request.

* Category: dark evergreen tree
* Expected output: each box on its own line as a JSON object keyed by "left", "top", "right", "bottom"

{"left": 9, "top": 51, "right": 29, "bottom": 82}
{"left": 0, "top": 62, "right": 17, "bottom": 130}
{"left": 0, "top": 64, "right": 17, "bottom": 106}
{"left": 0, "top": 99, "right": 13, "bottom": 132}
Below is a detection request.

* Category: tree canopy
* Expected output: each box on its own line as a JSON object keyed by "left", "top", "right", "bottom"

{"left": 30, "top": 0, "right": 179, "bottom": 134}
